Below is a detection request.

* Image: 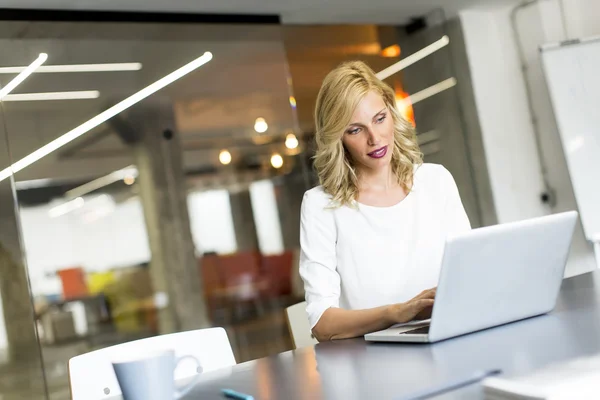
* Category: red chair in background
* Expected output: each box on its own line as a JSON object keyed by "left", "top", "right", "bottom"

{"left": 198, "top": 250, "right": 295, "bottom": 324}
{"left": 261, "top": 252, "right": 293, "bottom": 297}
{"left": 217, "top": 252, "right": 268, "bottom": 301}
{"left": 198, "top": 254, "right": 223, "bottom": 320}
{"left": 199, "top": 251, "right": 269, "bottom": 323}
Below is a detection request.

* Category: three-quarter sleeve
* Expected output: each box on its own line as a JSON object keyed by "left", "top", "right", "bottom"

{"left": 299, "top": 189, "right": 341, "bottom": 330}
{"left": 440, "top": 166, "right": 472, "bottom": 236}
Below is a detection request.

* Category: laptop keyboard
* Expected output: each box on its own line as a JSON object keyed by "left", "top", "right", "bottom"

{"left": 399, "top": 325, "right": 430, "bottom": 335}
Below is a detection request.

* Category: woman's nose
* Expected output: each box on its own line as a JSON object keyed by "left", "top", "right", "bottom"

{"left": 367, "top": 129, "right": 381, "bottom": 146}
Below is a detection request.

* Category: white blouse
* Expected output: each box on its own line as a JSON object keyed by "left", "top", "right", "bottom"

{"left": 299, "top": 163, "right": 471, "bottom": 329}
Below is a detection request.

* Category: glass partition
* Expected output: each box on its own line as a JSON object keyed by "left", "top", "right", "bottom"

{"left": 0, "top": 80, "right": 49, "bottom": 398}
{"left": 2, "top": 19, "right": 306, "bottom": 398}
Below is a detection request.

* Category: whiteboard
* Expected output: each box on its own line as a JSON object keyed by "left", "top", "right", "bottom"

{"left": 541, "top": 37, "right": 600, "bottom": 243}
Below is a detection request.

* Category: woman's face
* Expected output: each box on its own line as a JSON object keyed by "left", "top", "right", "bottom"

{"left": 342, "top": 90, "right": 394, "bottom": 173}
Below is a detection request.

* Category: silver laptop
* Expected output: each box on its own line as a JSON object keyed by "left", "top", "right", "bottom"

{"left": 365, "top": 211, "right": 578, "bottom": 343}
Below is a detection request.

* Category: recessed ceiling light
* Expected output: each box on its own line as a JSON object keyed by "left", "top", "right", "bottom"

{"left": 285, "top": 133, "right": 299, "bottom": 150}
{"left": 254, "top": 117, "right": 268, "bottom": 133}
{"left": 219, "top": 150, "right": 232, "bottom": 165}
{"left": 271, "top": 153, "right": 283, "bottom": 169}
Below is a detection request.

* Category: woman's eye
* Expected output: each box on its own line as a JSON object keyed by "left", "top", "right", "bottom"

{"left": 347, "top": 128, "right": 361, "bottom": 135}
{"left": 376, "top": 115, "right": 386, "bottom": 123}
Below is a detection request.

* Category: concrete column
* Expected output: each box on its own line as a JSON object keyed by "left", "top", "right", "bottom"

{"left": 0, "top": 107, "right": 46, "bottom": 376}
{"left": 0, "top": 192, "right": 41, "bottom": 364}
{"left": 273, "top": 172, "right": 308, "bottom": 298}
{"left": 273, "top": 173, "right": 306, "bottom": 251}
{"left": 228, "top": 190, "right": 259, "bottom": 252}
{"left": 124, "top": 103, "right": 210, "bottom": 333}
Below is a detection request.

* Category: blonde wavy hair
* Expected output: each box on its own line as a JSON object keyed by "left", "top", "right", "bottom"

{"left": 313, "top": 61, "right": 422, "bottom": 207}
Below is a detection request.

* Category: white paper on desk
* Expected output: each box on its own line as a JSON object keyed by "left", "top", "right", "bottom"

{"left": 482, "top": 353, "right": 600, "bottom": 399}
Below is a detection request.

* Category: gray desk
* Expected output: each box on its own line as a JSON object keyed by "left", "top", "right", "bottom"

{"left": 180, "top": 270, "right": 600, "bottom": 399}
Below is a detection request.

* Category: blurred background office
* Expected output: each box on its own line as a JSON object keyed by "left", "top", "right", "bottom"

{"left": 0, "top": 0, "right": 598, "bottom": 398}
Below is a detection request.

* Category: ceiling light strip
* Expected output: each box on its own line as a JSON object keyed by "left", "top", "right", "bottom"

{"left": 0, "top": 53, "right": 47, "bottom": 100}
{"left": 0, "top": 52, "right": 212, "bottom": 182}
{"left": 376, "top": 36, "right": 450, "bottom": 80}
{"left": 405, "top": 77, "right": 457, "bottom": 105}
{"left": 0, "top": 62, "right": 142, "bottom": 74}
{"left": 48, "top": 197, "right": 84, "bottom": 218}
{"left": 66, "top": 166, "right": 138, "bottom": 199}
{"left": 3, "top": 90, "right": 100, "bottom": 102}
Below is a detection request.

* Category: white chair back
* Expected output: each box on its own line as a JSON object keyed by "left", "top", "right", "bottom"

{"left": 285, "top": 301, "right": 318, "bottom": 349}
{"left": 68, "top": 327, "right": 235, "bottom": 400}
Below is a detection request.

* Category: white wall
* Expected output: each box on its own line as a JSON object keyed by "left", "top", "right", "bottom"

{"left": 557, "top": 0, "right": 600, "bottom": 39}
{"left": 249, "top": 180, "right": 285, "bottom": 255}
{"left": 459, "top": 8, "right": 549, "bottom": 224}
{"left": 528, "top": 0, "right": 599, "bottom": 276}
{"left": 459, "top": 0, "right": 599, "bottom": 277}
{"left": 187, "top": 190, "right": 237, "bottom": 255}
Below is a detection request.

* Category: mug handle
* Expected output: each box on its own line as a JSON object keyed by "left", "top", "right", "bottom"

{"left": 174, "top": 355, "right": 203, "bottom": 399}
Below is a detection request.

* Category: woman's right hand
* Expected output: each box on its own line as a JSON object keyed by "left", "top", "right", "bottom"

{"left": 386, "top": 288, "right": 436, "bottom": 324}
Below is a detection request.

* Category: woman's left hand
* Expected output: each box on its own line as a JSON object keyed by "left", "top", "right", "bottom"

{"left": 414, "top": 305, "right": 433, "bottom": 320}
{"left": 413, "top": 287, "right": 436, "bottom": 320}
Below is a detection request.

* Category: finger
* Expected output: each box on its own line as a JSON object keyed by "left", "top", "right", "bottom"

{"left": 414, "top": 306, "right": 433, "bottom": 320}
{"left": 415, "top": 288, "right": 436, "bottom": 300}
{"left": 412, "top": 299, "right": 434, "bottom": 313}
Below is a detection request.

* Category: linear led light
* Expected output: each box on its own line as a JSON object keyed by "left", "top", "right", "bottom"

{"left": 66, "top": 165, "right": 138, "bottom": 199}
{"left": 3, "top": 90, "right": 100, "bottom": 102}
{"left": 14, "top": 178, "right": 54, "bottom": 190}
{"left": 0, "top": 52, "right": 212, "bottom": 182}
{"left": 397, "top": 77, "right": 457, "bottom": 108}
{"left": 376, "top": 36, "right": 450, "bottom": 80}
{"left": 0, "top": 62, "right": 142, "bottom": 74}
{"left": 49, "top": 194, "right": 115, "bottom": 219}
{"left": 49, "top": 197, "right": 84, "bottom": 218}
{"left": 0, "top": 53, "right": 47, "bottom": 100}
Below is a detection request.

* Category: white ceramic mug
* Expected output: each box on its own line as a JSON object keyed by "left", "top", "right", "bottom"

{"left": 112, "top": 349, "right": 202, "bottom": 400}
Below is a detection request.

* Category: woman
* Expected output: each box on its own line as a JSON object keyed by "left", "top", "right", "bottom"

{"left": 300, "top": 61, "right": 471, "bottom": 342}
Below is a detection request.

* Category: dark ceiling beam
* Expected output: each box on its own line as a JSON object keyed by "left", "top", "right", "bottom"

{"left": 58, "top": 126, "right": 113, "bottom": 159}
{"left": 0, "top": 8, "right": 280, "bottom": 24}
{"left": 106, "top": 114, "right": 140, "bottom": 145}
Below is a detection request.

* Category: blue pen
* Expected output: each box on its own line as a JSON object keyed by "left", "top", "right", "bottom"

{"left": 396, "top": 369, "right": 502, "bottom": 400}
{"left": 221, "top": 388, "right": 255, "bottom": 400}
